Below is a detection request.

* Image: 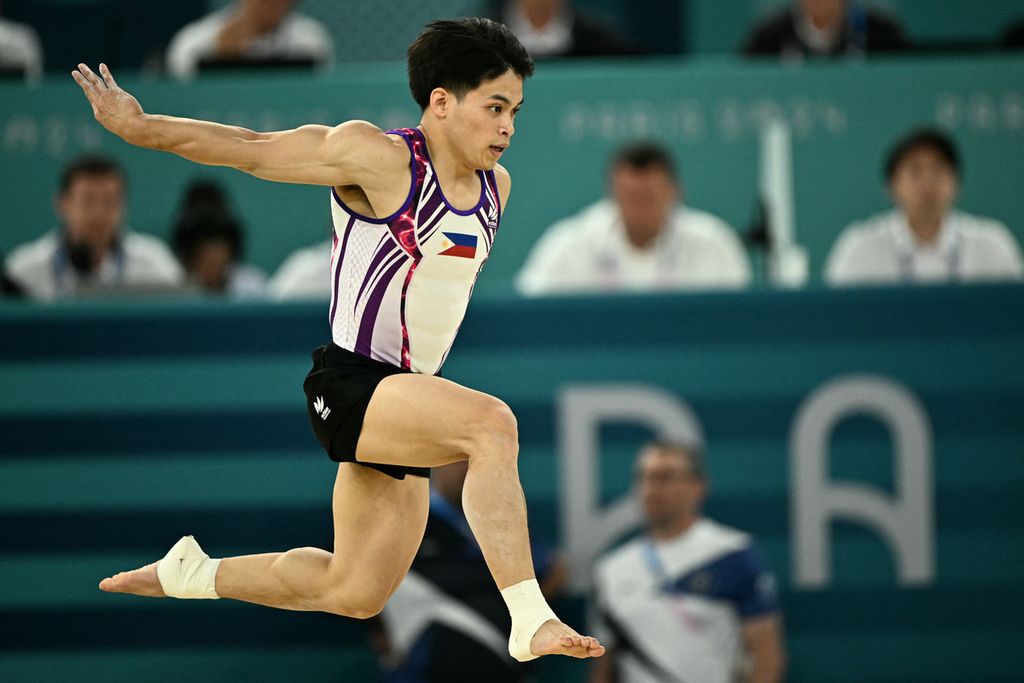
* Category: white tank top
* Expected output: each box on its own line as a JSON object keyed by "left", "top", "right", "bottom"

{"left": 327, "top": 127, "right": 501, "bottom": 375}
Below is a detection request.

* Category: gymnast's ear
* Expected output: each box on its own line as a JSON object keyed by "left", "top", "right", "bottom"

{"left": 428, "top": 88, "right": 452, "bottom": 118}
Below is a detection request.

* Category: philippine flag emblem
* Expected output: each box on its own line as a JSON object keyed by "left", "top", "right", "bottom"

{"left": 438, "top": 232, "right": 478, "bottom": 258}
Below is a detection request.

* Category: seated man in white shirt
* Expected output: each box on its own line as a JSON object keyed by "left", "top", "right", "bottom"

{"left": 0, "top": 7, "right": 43, "bottom": 81}
{"left": 591, "top": 442, "right": 786, "bottom": 683}
{"left": 4, "top": 154, "right": 184, "bottom": 300}
{"left": 516, "top": 142, "right": 751, "bottom": 296}
{"left": 165, "top": 0, "right": 334, "bottom": 80}
{"left": 825, "top": 127, "right": 1024, "bottom": 285}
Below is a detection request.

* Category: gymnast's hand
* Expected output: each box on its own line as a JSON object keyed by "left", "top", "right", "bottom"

{"left": 72, "top": 63, "right": 144, "bottom": 141}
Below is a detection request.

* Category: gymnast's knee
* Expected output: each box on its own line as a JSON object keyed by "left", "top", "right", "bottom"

{"left": 466, "top": 397, "right": 519, "bottom": 462}
{"left": 318, "top": 586, "right": 389, "bottom": 620}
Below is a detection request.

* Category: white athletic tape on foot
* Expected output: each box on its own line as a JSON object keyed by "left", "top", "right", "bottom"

{"left": 501, "top": 578, "right": 558, "bottom": 662}
{"left": 156, "top": 536, "right": 221, "bottom": 599}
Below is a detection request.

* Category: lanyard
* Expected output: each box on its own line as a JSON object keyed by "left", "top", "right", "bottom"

{"left": 642, "top": 537, "right": 673, "bottom": 592}
{"left": 52, "top": 240, "right": 125, "bottom": 296}
{"left": 896, "top": 216, "right": 962, "bottom": 282}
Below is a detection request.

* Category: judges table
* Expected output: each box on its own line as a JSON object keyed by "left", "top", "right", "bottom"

{"left": 1, "top": 284, "right": 1022, "bottom": 682}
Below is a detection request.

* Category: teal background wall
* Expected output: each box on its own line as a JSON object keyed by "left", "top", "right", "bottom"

{"left": 1, "top": 284, "right": 1023, "bottom": 681}
{"left": 2, "top": 56, "right": 1023, "bottom": 285}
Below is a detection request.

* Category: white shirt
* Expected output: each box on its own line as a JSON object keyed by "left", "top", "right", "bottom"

{"left": 592, "top": 519, "right": 779, "bottom": 683}
{"left": 4, "top": 230, "right": 184, "bottom": 301}
{"left": 0, "top": 17, "right": 43, "bottom": 81}
{"left": 516, "top": 198, "right": 751, "bottom": 296}
{"left": 825, "top": 209, "right": 1024, "bottom": 286}
{"left": 268, "top": 239, "right": 333, "bottom": 300}
{"left": 165, "top": 8, "right": 334, "bottom": 79}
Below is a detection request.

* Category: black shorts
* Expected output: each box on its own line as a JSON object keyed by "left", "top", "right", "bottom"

{"left": 302, "top": 343, "right": 430, "bottom": 480}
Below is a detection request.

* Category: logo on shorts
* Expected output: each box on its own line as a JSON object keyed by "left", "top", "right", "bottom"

{"left": 314, "top": 396, "right": 331, "bottom": 420}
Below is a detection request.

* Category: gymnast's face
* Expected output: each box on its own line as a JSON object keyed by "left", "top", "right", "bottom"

{"left": 436, "top": 69, "right": 523, "bottom": 171}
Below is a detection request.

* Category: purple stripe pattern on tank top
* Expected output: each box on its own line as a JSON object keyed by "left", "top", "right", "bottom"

{"left": 354, "top": 255, "right": 406, "bottom": 357}
{"left": 416, "top": 178, "right": 446, "bottom": 238}
{"left": 355, "top": 241, "right": 402, "bottom": 313}
{"left": 390, "top": 129, "right": 430, "bottom": 368}
{"left": 399, "top": 257, "right": 419, "bottom": 369}
{"left": 417, "top": 201, "right": 450, "bottom": 244}
{"left": 352, "top": 127, "right": 428, "bottom": 362}
{"left": 329, "top": 216, "right": 356, "bottom": 327}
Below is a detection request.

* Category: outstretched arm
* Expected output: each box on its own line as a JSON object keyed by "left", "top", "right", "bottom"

{"left": 72, "top": 63, "right": 406, "bottom": 187}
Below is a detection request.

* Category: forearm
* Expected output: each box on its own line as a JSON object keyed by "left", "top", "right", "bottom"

{"left": 123, "top": 113, "right": 264, "bottom": 171}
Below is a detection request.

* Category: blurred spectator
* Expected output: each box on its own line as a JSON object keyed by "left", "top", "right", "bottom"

{"left": 375, "top": 460, "right": 566, "bottom": 682}
{"left": 516, "top": 142, "right": 750, "bottom": 295}
{"left": 590, "top": 442, "right": 786, "bottom": 683}
{"left": 4, "top": 154, "right": 183, "bottom": 300}
{"left": 1, "top": 252, "right": 24, "bottom": 298}
{"left": 742, "top": 0, "right": 909, "bottom": 59}
{"left": 171, "top": 181, "right": 267, "bottom": 298}
{"left": 165, "top": 0, "right": 333, "bottom": 79}
{"left": 825, "top": 127, "right": 1024, "bottom": 285}
{"left": 0, "top": 2, "right": 43, "bottom": 81}
{"left": 268, "top": 238, "right": 331, "bottom": 300}
{"left": 497, "top": 0, "right": 636, "bottom": 58}
{"left": 999, "top": 19, "right": 1024, "bottom": 49}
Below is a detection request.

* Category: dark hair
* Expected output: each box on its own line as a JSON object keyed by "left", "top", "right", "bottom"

{"left": 884, "top": 127, "right": 960, "bottom": 182}
{"left": 611, "top": 141, "right": 678, "bottom": 181}
{"left": 171, "top": 180, "right": 243, "bottom": 263}
{"left": 642, "top": 440, "right": 706, "bottom": 480}
{"left": 59, "top": 154, "right": 125, "bottom": 194}
{"left": 407, "top": 17, "right": 534, "bottom": 111}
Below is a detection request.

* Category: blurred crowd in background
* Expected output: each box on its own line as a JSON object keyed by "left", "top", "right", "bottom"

{"left": 1, "top": 0, "right": 1023, "bottom": 302}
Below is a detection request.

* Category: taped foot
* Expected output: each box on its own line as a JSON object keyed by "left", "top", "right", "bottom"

{"left": 502, "top": 578, "right": 604, "bottom": 661}
{"left": 155, "top": 535, "right": 221, "bottom": 599}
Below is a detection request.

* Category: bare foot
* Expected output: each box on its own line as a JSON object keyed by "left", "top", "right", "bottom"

{"left": 530, "top": 619, "right": 605, "bottom": 659}
{"left": 98, "top": 561, "right": 166, "bottom": 597}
